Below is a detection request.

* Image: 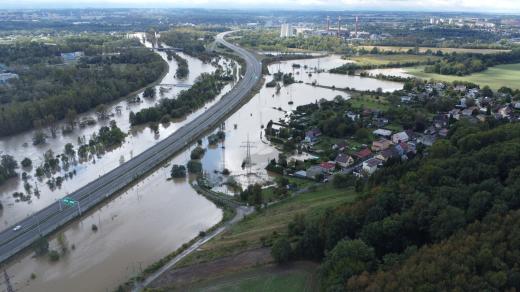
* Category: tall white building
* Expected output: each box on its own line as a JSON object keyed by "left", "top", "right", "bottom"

{"left": 280, "top": 23, "right": 294, "bottom": 38}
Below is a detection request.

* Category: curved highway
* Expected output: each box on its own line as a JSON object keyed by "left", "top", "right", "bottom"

{"left": 0, "top": 31, "right": 262, "bottom": 264}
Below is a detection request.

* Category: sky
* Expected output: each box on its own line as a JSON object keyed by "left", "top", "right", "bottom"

{"left": 3, "top": 0, "right": 520, "bottom": 13}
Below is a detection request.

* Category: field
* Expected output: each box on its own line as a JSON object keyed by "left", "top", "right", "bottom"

{"left": 177, "top": 184, "right": 358, "bottom": 267}
{"left": 348, "top": 54, "right": 441, "bottom": 66}
{"left": 405, "top": 63, "right": 520, "bottom": 90}
{"left": 359, "top": 45, "right": 510, "bottom": 55}
{"left": 189, "top": 262, "right": 318, "bottom": 292}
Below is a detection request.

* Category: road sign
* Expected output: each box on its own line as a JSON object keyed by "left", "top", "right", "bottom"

{"left": 62, "top": 197, "right": 77, "bottom": 207}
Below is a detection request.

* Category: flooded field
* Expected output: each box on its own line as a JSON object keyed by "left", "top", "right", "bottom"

{"left": 0, "top": 50, "right": 403, "bottom": 292}
{"left": 0, "top": 34, "right": 237, "bottom": 229}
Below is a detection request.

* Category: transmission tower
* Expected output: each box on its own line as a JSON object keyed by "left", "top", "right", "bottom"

{"left": 241, "top": 134, "right": 256, "bottom": 176}
{"left": 4, "top": 269, "right": 14, "bottom": 292}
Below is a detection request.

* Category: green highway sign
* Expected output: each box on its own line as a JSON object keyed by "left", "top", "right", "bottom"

{"left": 62, "top": 197, "right": 77, "bottom": 207}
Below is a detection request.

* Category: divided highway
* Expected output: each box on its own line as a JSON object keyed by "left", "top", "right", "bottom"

{"left": 0, "top": 31, "right": 262, "bottom": 264}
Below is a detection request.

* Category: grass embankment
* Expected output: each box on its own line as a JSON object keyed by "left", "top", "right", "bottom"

{"left": 358, "top": 46, "right": 510, "bottom": 55}
{"left": 188, "top": 262, "right": 318, "bottom": 292}
{"left": 348, "top": 54, "right": 440, "bottom": 66}
{"left": 405, "top": 63, "right": 520, "bottom": 90}
{"left": 177, "top": 183, "right": 358, "bottom": 267}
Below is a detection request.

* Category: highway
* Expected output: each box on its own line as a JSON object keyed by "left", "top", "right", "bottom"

{"left": 0, "top": 31, "right": 262, "bottom": 264}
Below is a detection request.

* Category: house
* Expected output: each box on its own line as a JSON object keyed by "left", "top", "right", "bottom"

{"left": 394, "top": 142, "right": 415, "bottom": 157}
{"left": 0, "top": 73, "right": 18, "bottom": 84}
{"left": 454, "top": 85, "right": 467, "bottom": 92}
{"left": 306, "top": 165, "right": 325, "bottom": 179}
{"left": 438, "top": 128, "right": 449, "bottom": 138}
{"left": 424, "top": 126, "right": 437, "bottom": 135}
{"left": 345, "top": 111, "right": 359, "bottom": 121}
{"left": 353, "top": 148, "right": 372, "bottom": 160}
{"left": 332, "top": 141, "right": 348, "bottom": 151}
{"left": 373, "top": 117, "right": 389, "bottom": 128}
{"left": 417, "top": 134, "right": 436, "bottom": 146}
{"left": 371, "top": 138, "right": 393, "bottom": 152}
{"left": 320, "top": 162, "right": 336, "bottom": 172}
{"left": 498, "top": 106, "right": 513, "bottom": 119}
{"left": 335, "top": 154, "right": 354, "bottom": 168}
{"left": 401, "top": 96, "right": 413, "bottom": 103}
{"left": 376, "top": 147, "right": 400, "bottom": 162}
{"left": 373, "top": 129, "right": 392, "bottom": 138}
{"left": 462, "top": 107, "right": 477, "bottom": 116}
{"left": 294, "top": 170, "right": 307, "bottom": 178}
{"left": 61, "top": 51, "right": 84, "bottom": 62}
{"left": 305, "top": 128, "right": 321, "bottom": 143}
{"left": 514, "top": 102, "right": 520, "bottom": 110}
{"left": 449, "top": 109, "right": 461, "bottom": 120}
{"left": 433, "top": 113, "right": 449, "bottom": 129}
{"left": 392, "top": 131, "right": 409, "bottom": 144}
{"left": 362, "top": 158, "right": 383, "bottom": 175}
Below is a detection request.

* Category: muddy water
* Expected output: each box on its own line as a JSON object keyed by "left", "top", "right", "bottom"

{"left": 270, "top": 54, "right": 404, "bottom": 92}
{"left": 0, "top": 34, "right": 238, "bottom": 230}
{"left": 0, "top": 53, "right": 403, "bottom": 292}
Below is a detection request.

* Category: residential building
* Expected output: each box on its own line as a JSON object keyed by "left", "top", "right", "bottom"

{"left": 353, "top": 148, "right": 372, "bottom": 160}
{"left": 362, "top": 158, "right": 383, "bottom": 175}
{"left": 372, "top": 129, "right": 392, "bottom": 138}
{"left": 335, "top": 154, "right": 354, "bottom": 168}
{"left": 392, "top": 131, "right": 409, "bottom": 144}
{"left": 305, "top": 128, "right": 321, "bottom": 143}
{"left": 371, "top": 138, "right": 393, "bottom": 152}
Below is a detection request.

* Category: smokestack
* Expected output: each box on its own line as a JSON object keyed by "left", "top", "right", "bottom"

{"left": 327, "top": 16, "right": 330, "bottom": 31}
{"left": 355, "top": 16, "right": 359, "bottom": 38}
{"left": 337, "top": 16, "right": 341, "bottom": 37}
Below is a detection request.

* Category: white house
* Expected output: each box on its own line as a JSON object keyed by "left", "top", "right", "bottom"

{"left": 362, "top": 158, "right": 383, "bottom": 175}
{"left": 392, "top": 131, "right": 409, "bottom": 144}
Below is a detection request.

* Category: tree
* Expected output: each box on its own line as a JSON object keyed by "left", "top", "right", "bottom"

{"left": 171, "top": 164, "right": 187, "bottom": 178}
{"left": 187, "top": 160, "right": 202, "bottom": 174}
{"left": 96, "top": 104, "right": 109, "bottom": 120}
{"left": 65, "top": 109, "right": 78, "bottom": 128}
{"left": 190, "top": 146, "right": 206, "bottom": 160}
{"left": 320, "top": 239, "right": 376, "bottom": 290}
{"left": 271, "top": 236, "right": 291, "bottom": 264}
{"left": 32, "top": 130, "right": 47, "bottom": 145}
{"left": 143, "top": 87, "right": 156, "bottom": 98}
{"left": 21, "top": 157, "right": 32, "bottom": 168}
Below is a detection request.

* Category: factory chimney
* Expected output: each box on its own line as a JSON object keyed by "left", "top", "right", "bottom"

{"left": 327, "top": 16, "right": 330, "bottom": 31}
{"left": 355, "top": 16, "right": 359, "bottom": 38}
{"left": 337, "top": 16, "right": 341, "bottom": 37}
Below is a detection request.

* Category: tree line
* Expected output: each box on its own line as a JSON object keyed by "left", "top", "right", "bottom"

{"left": 273, "top": 120, "right": 520, "bottom": 291}
{"left": 0, "top": 37, "right": 166, "bottom": 136}
{"left": 424, "top": 49, "right": 520, "bottom": 76}
{"left": 129, "top": 71, "right": 228, "bottom": 126}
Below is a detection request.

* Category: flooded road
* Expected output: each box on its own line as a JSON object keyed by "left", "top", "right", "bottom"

{"left": 0, "top": 34, "right": 237, "bottom": 230}
{"left": 0, "top": 52, "right": 402, "bottom": 292}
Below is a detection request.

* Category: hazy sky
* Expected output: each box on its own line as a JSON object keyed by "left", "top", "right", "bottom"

{"left": 3, "top": 0, "right": 520, "bottom": 13}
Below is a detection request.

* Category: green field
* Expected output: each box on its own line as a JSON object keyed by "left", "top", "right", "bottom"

{"left": 405, "top": 63, "right": 520, "bottom": 90}
{"left": 178, "top": 184, "right": 358, "bottom": 267}
{"left": 191, "top": 262, "right": 318, "bottom": 292}
{"left": 349, "top": 54, "right": 440, "bottom": 66}
{"left": 359, "top": 45, "right": 510, "bottom": 55}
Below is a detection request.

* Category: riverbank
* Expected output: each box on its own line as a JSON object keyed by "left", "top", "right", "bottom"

{"left": 145, "top": 182, "right": 358, "bottom": 291}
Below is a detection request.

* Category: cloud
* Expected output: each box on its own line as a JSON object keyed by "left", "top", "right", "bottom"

{"left": 4, "top": 0, "right": 520, "bottom": 12}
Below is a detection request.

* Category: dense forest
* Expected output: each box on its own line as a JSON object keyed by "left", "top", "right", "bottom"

{"left": 160, "top": 28, "right": 216, "bottom": 61}
{"left": 424, "top": 49, "right": 520, "bottom": 75}
{"left": 0, "top": 36, "right": 166, "bottom": 136}
{"left": 275, "top": 120, "right": 520, "bottom": 291}
{"left": 129, "top": 71, "right": 229, "bottom": 125}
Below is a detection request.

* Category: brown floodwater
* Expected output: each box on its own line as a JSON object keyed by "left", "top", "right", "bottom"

{"left": 0, "top": 48, "right": 403, "bottom": 292}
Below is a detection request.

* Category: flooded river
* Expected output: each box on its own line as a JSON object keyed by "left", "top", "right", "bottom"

{"left": 0, "top": 44, "right": 402, "bottom": 292}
